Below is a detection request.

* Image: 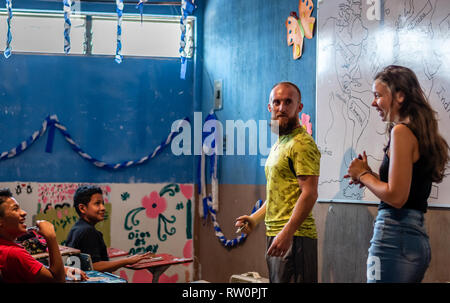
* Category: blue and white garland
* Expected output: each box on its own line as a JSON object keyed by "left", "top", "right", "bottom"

{"left": 197, "top": 111, "right": 262, "bottom": 249}
{"left": 115, "top": 0, "right": 124, "bottom": 64}
{"left": 198, "top": 111, "right": 220, "bottom": 215}
{"left": 205, "top": 197, "right": 263, "bottom": 248}
{"left": 0, "top": 114, "right": 189, "bottom": 170}
{"left": 63, "top": 0, "right": 72, "bottom": 54}
{"left": 179, "top": 0, "right": 195, "bottom": 79}
{"left": 4, "top": 0, "right": 12, "bottom": 58}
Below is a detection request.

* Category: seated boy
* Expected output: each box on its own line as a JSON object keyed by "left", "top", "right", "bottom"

{"left": 0, "top": 188, "right": 66, "bottom": 282}
{"left": 66, "top": 185, "right": 152, "bottom": 273}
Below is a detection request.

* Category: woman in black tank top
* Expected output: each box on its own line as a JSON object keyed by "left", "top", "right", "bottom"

{"left": 344, "top": 65, "right": 449, "bottom": 283}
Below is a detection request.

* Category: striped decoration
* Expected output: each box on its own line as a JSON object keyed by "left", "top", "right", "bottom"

{"left": 0, "top": 114, "right": 189, "bottom": 170}
{"left": 179, "top": 0, "right": 195, "bottom": 79}
{"left": 63, "top": 0, "right": 72, "bottom": 54}
{"left": 136, "top": 0, "right": 147, "bottom": 23}
{"left": 204, "top": 198, "right": 263, "bottom": 248}
{"left": 4, "top": 0, "right": 12, "bottom": 58}
{"left": 115, "top": 0, "right": 124, "bottom": 64}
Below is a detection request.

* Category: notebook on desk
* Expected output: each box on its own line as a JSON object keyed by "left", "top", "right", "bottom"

{"left": 67, "top": 271, "right": 127, "bottom": 283}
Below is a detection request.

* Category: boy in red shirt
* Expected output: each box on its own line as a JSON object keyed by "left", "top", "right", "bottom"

{"left": 0, "top": 187, "right": 66, "bottom": 282}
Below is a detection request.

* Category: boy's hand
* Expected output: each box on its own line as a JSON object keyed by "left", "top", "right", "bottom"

{"left": 65, "top": 266, "right": 88, "bottom": 281}
{"left": 127, "top": 252, "right": 155, "bottom": 265}
{"left": 35, "top": 220, "right": 57, "bottom": 240}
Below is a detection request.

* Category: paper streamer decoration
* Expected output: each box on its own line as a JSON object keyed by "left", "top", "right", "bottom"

{"left": 286, "top": 0, "right": 315, "bottom": 59}
{"left": 4, "top": 0, "right": 12, "bottom": 58}
{"left": 63, "top": 0, "right": 72, "bottom": 54}
{"left": 205, "top": 198, "right": 263, "bottom": 248}
{"left": 136, "top": 0, "right": 147, "bottom": 23}
{"left": 198, "top": 111, "right": 220, "bottom": 217}
{"left": 179, "top": 0, "right": 195, "bottom": 79}
{"left": 0, "top": 114, "right": 189, "bottom": 170}
{"left": 115, "top": 0, "right": 124, "bottom": 64}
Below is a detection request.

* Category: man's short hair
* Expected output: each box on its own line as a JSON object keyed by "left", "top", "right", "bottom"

{"left": 271, "top": 81, "right": 302, "bottom": 103}
{"left": 73, "top": 185, "right": 103, "bottom": 217}
{"left": 0, "top": 188, "right": 13, "bottom": 217}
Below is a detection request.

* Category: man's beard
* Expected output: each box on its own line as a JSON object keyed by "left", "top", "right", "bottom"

{"left": 270, "top": 115, "right": 299, "bottom": 135}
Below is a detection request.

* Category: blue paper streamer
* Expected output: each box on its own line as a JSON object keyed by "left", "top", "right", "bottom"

{"left": 179, "top": 0, "right": 196, "bottom": 79}
{"left": 4, "top": 0, "right": 12, "bottom": 58}
{"left": 63, "top": 0, "right": 72, "bottom": 54}
{"left": 136, "top": 0, "right": 147, "bottom": 23}
{"left": 0, "top": 114, "right": 190, "bottom": 170}
{"left": 115, "top": 0, "right": 124, "bottom": 64}
{"left": 45, "top": 121, "right": 56, "bottom": 153}
{"left": 197, "top": 111, "right": 217, "bottom": 194}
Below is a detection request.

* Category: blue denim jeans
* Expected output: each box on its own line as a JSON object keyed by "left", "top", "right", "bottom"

{"left": 367, "top": 208, "right": 431, "bottom": 283}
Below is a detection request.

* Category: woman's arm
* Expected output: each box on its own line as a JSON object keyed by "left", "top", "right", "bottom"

{"left": 359, "top": 124, "right": 418, "bottom": 208}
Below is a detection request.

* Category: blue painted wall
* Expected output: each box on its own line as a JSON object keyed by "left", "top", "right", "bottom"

{"left": 1, "top": 0, "right": 317, "bottom": 186}
{"left": 201, "top": 0, "right": 317, "bottom": 185}
{"left": 0, "top": 0, "right": 199, "bottom": 183}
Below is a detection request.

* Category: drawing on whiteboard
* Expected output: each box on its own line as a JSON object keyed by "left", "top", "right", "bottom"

{"left": 317, "top": 0, "right": 450, "bottom": 205}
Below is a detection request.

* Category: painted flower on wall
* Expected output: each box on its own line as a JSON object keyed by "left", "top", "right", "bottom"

{"left": 300, "top": 113, "right": 313, "bottom": 135}
{"left": 142, "top": 191, "right": 167, "bottom": 218}
{"left": 179, "top": 184, "right": 193, "bottom": 200}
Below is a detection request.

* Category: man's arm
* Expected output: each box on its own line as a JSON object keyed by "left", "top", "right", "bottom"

{"left": 266, "top": 175, "right": 318, "bottom": 257}
{"left": 235, "top": 201, "right": 267, "bottom": 235}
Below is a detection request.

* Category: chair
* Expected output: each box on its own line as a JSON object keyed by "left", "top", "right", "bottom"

{"left": 78, "top": 253, "right": 94, "bottom": 271}
{"left": 65, "top": 253, "right": 93, "bottom": 271}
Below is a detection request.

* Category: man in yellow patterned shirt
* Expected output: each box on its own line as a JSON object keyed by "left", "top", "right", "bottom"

{"left": 236, "top": 82, "right": 321, "bottom": 282}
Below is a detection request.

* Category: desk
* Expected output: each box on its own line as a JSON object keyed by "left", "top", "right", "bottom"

{"left": 107, "top": 247, "right": 129, "bottom": 259}
{"left": 125, "top": 253, "right": 193, "bottom": 283}
{"left": 31, "top": 245, "right": 80, "bottom": 260}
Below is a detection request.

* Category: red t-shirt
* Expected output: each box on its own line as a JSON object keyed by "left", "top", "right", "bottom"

{"left": 0, "top": 238, "right": 43, "bottom": 283}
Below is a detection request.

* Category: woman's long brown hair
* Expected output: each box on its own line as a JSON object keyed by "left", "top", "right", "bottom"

{"left": 375, "top": 65, "right": 449, "bottom": 183}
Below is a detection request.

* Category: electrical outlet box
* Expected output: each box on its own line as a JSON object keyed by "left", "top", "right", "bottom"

{"left": 214, "top": 80, "right": 223, "bottom": 110}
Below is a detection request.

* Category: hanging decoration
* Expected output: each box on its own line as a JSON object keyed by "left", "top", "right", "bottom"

{"left": 4, "top": 0, "right": 13, "bottom": 58}
{"left": 198, "top": 111, "right": 220, "bottom": 217}
{"left": 0, "top": 114, "right": 189, "bottom": 170}
{"left": 195, "top": 111, "right": 263, "bottom": 249}
{"left": 206, "top": 198, "right": 263, "bottom": 248}
{"left": 136, "top": 0, "right": 147, "bottom": 23}
{"left": 286, "top": 0, "right": 315, "bottom": 59}
{"left": 115, "top": 0, "right": 124, "bottom": 64}
{"left": 63, "top": 0, "right": 72, "bottom": 54}
{"left": 179, "top": 0, "right": 195, "bottom": 79}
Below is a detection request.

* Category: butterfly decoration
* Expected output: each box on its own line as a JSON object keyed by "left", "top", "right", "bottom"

{"left": 286, "top": 0, "right": 315, "bottom": 59}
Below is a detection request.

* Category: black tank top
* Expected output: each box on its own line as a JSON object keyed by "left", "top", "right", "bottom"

{"left": 378, "top": 127, "right": 432, "bottom": 213}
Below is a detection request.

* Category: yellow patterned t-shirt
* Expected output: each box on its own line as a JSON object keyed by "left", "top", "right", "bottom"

{"left": 264, "top": 126, "right": 321, "bottom": 239}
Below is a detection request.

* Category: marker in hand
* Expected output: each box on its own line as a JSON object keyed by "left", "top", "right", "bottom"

{"left": 236, "top": 221, "right": 248, "bottom": 234}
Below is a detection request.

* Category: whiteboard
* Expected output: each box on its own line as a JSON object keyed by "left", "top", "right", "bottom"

{"left": 316, "top": 0, "right": 450, "bottom": 207}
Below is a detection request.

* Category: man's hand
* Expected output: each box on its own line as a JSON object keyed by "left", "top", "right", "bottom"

{"left": 267, "top": 230, "right": 292, "bottom": 257}
{"left": 235, "top": 215, "right": 257, "bottom": 235}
